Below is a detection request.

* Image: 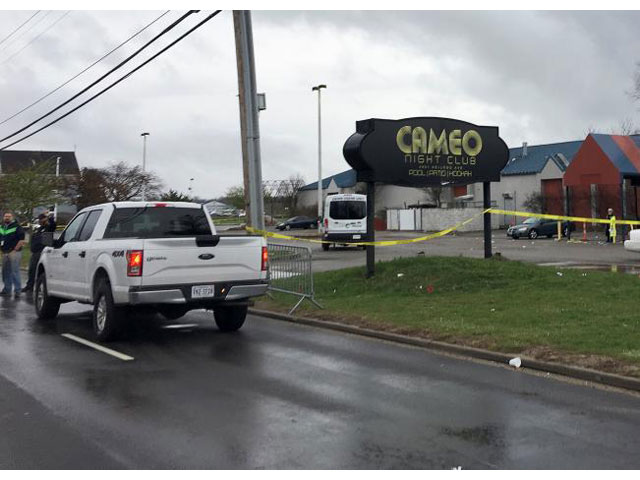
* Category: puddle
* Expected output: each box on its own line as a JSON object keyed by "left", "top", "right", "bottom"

{"left": 538, "top": 262, "right": 640, "bottom": 275}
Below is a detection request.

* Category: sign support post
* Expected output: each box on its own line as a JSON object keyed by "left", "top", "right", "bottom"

{"left": 483, "top": 181, "right": 492, "bottom": 258}
{"left": 366, "top": 181, "right": 376, "bottom": 278}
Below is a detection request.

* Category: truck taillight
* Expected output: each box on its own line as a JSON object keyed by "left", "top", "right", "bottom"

{"left": 324, "top": 218, "right": 328, "bottom": 228}
{"left": 127, "top": 250, "right": 143, "bottom": 277}
{"left": 261, "top": 246, "right": 268, "bottom": 271}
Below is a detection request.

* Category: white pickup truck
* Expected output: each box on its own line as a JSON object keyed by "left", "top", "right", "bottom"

{"left": 35, "top": 201, "right": 269, "bottom": 341}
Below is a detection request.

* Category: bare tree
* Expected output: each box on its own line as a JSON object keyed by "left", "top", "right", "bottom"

{"left": 279, "top": 174, "right": 306, "bottom": 214}
{"left": 631, "top": 61, "right": 640, "bottom": 102}
{"left": 610, "top": 117, "right": 639, "bottom": 135}
{"left": 100, "top": 161, "right": 162, "bottom": 201}
{"left": 424, "top": 186, "right": 444, "bottom": 207}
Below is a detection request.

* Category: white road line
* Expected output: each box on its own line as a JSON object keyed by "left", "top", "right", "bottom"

{"left": 161, "top": 323, "right": 199, "bottom": 329}
{"left": 60, "top": 333, "right": 134, "bottom": 361}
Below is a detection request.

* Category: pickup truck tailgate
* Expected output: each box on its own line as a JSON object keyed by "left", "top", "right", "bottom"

{"left": 140, "top": 236, "right": 264, "bottom": 286}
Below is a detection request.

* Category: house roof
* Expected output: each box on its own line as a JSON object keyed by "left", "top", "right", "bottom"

{"left": 0, "top": 150, "right": 79, "bottom": 175}
{"left": 299, "top": 169, "right": 357, "bottom": 191}
{"left": 300, "top": 135, "right": 640, "bottom": 189}
{"left": 589, "top": 134, "right": 640, "bottom": 176}
{"left": 500, "top": 139, "right": 584, "bottom": 176}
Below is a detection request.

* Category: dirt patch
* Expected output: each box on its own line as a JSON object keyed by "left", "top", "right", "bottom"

{"left": 253, "top": 300, "right": 640, "bottom": 379}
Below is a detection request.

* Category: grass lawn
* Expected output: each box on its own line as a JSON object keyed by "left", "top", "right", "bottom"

{"left": 258, "top": 256, "right": 640, "bottom": 377}
{"left": 212, "top": 216, "right": 245, "bottom": 225}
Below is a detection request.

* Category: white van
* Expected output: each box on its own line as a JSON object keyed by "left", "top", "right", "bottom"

{"left": 321, "top": 193, "right": 367, "bottom": 251}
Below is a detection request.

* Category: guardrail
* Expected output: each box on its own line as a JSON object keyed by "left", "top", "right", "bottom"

{"left": 267, "top": 243, "right": 322, "bottom": 314}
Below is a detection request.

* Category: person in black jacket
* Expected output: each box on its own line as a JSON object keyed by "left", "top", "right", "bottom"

{"left": 22, "top": 213, "right": 56, "bottom": 293}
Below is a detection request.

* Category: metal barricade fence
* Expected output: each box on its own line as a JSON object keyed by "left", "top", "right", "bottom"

{"left": 267, "top": 243, "right": 322, "bottom": 314}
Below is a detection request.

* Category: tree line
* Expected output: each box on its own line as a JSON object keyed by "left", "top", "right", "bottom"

{"left": 0, "top": 159, "right": 307, "bottom": 222}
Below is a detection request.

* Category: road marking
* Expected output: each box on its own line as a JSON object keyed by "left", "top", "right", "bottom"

{"left": 162, "top": 323, "right": 199, "bottom": 329}
{"left": 60, "top": 333, "right": 134, "bottom": 361}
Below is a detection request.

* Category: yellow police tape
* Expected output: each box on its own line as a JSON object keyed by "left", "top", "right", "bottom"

{"left": 489, "top": 208, "right": 640, "bottom": 226}
{"left": 246, "top": 210, "right": 489, "bottom": 246}
{"left": 246, "top": 207, "right": 640, "bottom": 247}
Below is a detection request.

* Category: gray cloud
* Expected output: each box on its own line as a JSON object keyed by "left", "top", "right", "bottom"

{"left": 0, "top": 10, "right": 639, "bottom": 199}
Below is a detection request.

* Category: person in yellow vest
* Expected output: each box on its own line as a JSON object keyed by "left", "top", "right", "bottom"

{"left": 605, "top": 208, "right": 615, "bottom": 243}
{"left": 1, "top": 212, "right": 26, "bottom": 297}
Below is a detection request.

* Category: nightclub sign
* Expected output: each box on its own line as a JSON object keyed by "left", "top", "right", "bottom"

{"left": 343, "top": 117, "right": 509, "bottom": 187}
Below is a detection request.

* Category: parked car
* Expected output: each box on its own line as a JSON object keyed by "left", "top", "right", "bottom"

{"left": 276, "top": 216, "right": 318, "bottom": 230}
{"left": 507, "top": 217, "right": 573, "bottom": 239}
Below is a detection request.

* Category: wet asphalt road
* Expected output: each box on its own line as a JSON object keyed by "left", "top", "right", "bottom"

{"left": 2, "top": 297, "right": 640, "bottom": 469}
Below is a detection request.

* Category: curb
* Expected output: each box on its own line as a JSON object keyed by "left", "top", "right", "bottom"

{"left": 249, "top": 308, "right": 640, "bottom": 393}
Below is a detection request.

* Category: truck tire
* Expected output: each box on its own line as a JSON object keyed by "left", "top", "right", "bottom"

{"left": 93, "top": 279, "right": 125, "bottom": 342}
{"left": 158, "top": 305, "right": 189, "bottom": 321}
{"left": 34, "top": 273, "right": 61, "bottom": 320}
{"left": 213, "top": 305, "right": 248, "bottom": 332}
{"left": 321, "top": 242, "right": 329, "bottom": 251}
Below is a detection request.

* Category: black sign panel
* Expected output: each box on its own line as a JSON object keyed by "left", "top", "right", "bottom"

{"left": 343, "top": 117, "right": 509, "bottom": 187}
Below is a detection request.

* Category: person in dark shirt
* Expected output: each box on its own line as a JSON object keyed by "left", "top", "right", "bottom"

{"left": 1, "top": 212, "right": 26, "bottom": 297}
{"left": 22, "top": 213, "right": 57, "bottom": 293}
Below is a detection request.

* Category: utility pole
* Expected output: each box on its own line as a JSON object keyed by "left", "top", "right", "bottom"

{"left": 233, "top": 10, "right": 264, "bottom": 230}
{"left": 312, "top": 84, "right": 326, "bottom": 232}
{"left": 140, "top": 132, "right": 150, "bottom": 201}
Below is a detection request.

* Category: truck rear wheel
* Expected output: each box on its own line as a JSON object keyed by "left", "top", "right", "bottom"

{"left": 34, "top": 273, "right": 61, "bottom": 320}
{"left": 213, "top": 305, "right": 248, "bottom": 332}
{"left": 321, "top": 242, "right": 330, "bottom": 251}
{"left": 93, "top": 279, "right": 126, "bottom": 342}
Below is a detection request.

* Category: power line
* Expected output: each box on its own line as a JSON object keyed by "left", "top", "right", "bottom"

{"left": 0, "top": 10, "right": 198, "bottom": 145}
{"left": 0, "top": 10, "right": 51, "bottom": 55}
{"left": 0, "top": 11, "right": 71, "bottom": 67}
{"left": 0, "top": 10, "right": 170, "bottom": 127}
{"left": 0, "top": 11, "right": 41, "bottom": 49}
{"left": 0, "top": 11, "right": 222, "bottom": 151}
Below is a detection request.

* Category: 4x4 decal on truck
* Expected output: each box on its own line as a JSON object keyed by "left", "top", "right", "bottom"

{"left": 112, "top": 250, "right": 125, "bottom": 257}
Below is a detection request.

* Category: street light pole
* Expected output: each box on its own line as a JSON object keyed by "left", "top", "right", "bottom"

{"left": 53, "top": 156, "right": 61, "bottom": 221}
{"left": 312, "top": 84, "right": 326, "bottom": 233}
{"left": 140, "top": 132, "right": 150, "bottom": 201}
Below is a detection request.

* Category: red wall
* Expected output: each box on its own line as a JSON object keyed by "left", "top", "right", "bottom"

{"left": 564, "top": 135, "right": 621, "bottom": 187}
{"left": 541, "top": 179, "right": 564, "bottom": 215}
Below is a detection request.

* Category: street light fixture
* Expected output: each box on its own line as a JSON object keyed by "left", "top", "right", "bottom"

{"left": 140, "top": 132, "right": 150, "bottom": 201}
{"left": 312, "top": 84, "right": 326, "bottom": 233}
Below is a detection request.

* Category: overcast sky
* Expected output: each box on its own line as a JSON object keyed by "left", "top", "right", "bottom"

{"left": 0, "top": 9, "right": 639, "bottom": 199}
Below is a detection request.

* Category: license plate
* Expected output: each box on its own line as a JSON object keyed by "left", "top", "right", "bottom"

{"left": 191, "top": 285, "right": 215, "bottom": 298}
{"left": 353, "top": 235, "right": 361, "bottom": 240}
